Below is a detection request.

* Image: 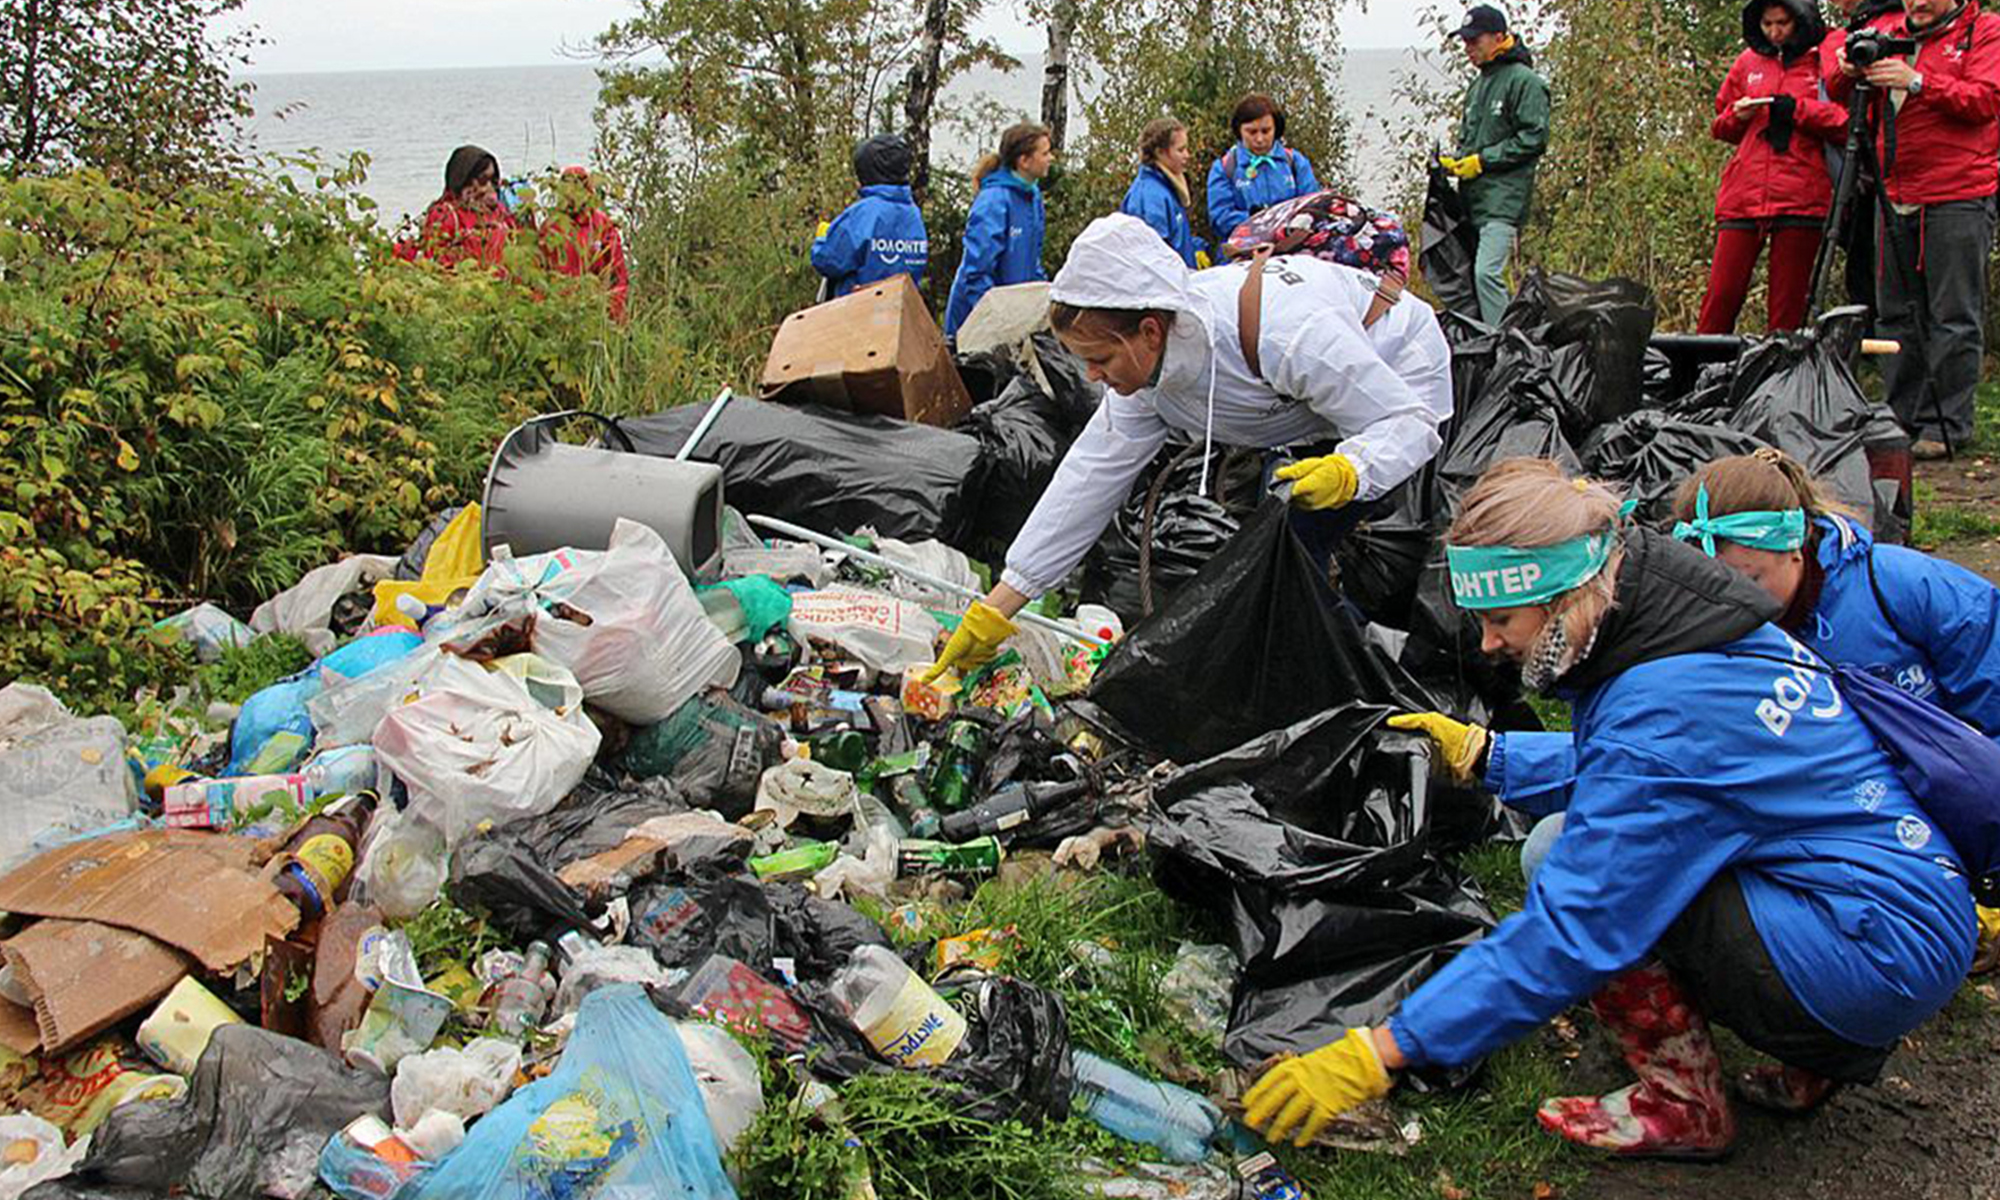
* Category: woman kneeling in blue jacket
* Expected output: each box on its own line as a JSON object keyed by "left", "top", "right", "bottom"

{"left": 1246, "top": 458, "right": 1976, "bottom": 1159}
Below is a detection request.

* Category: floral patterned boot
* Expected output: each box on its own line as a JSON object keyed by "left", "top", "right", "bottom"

{"left": 1536, "top": 962, "right": 1736, "bottom": 1160}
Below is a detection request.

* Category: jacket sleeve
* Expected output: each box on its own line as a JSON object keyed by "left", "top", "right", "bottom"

{"left": 1292, "top": 150, "right": 1321, "bottom": 196}
{"left": 1207, "top": 158, "right": 1246, "bottom": 246}
{"left": 1485, "top": 731, "right": 1578, "bottom": 817}
{"left": 1122, "top": 180, "right": 1178, "bottom": 247}
{"left": 1263, "top": 290, "right": 1449, "bottom": 500}
{"left": 1876, "top": 547, "right": 2000, "bottom": 741}
{"left": 811, "top": 206, "right": 865, "bottom": 281}
{"left": 1914, "top": 15, "right": 2000, "bottom": 125}
{"left": 1477, "top": 71, "right": 1551, "bottom": 169}
{"left": 1388, "top": 732, "right": 1758, "bottom": 1068}
{"left": 1000, "top": 391, "right": 1171, "bottom": 598}
{"left": 1711, "top": 58, "right": 1752, "bottom": 143}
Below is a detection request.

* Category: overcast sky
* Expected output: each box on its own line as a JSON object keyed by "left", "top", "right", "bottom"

{"left": 222, "top": 1, "right": 1435, "bottom": 74}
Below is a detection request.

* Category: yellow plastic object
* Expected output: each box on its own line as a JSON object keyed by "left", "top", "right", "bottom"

{"left": 370, "top": 503, "right": 486, "bottom": 628}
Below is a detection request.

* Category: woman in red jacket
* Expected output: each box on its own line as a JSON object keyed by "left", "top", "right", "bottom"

{"left": 541, "top": 167, "right": 631, "bottom": 321}
{"left": 396, "top": 145, "right": 518, "bottom": 269}
{"left": 1698, "top": 0, "right": 1846, "bottom": 334}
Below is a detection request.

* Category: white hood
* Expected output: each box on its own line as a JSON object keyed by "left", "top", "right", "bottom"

{"left": 1049, "top": 214, "right": 1198, "bottom": 316}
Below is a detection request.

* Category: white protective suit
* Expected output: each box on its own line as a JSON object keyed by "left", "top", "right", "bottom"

{"left": 999, "top": 214, "right": 1453, "bottom": 599}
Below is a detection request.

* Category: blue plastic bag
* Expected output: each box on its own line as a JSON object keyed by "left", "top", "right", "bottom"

{"left": 400, "top": 985, "right": 738, "bottom": 1200}
{"left": 228, "top": 630, "right": 425, "bottom": 775}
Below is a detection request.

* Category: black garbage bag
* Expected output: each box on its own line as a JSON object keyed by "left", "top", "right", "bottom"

{"left": 1580, "top": 410, "right": 1771, "bottom": 525}
{"left": 629, "top": 868, "right": 775, "bottom": 971}
{"left": 1500, "top": 270, "right": 1657, "bottom": 437}
{"left": 1085, "top": 501, "right": 1427, "bottom": 762}
{"left": 961, "top": 376, "right": 1087, "bottom": 558}
{"left": 62, "top": 1025, "right": 388, "bottom": 1200}
{"left": 619, "top": 400, "right": 986, "bottom": 545}
{"left": 449, "top": 835, "right": 600, "bottom": 942}
{"left": 1079, "top": 443, "right": 1260, "bottom": 625}
{"left": 492, "top": 768, "right": 695, "bottom": 873}
{"left": 618, "top": 690, "right": 784, "bottom": 819}
{"left": 767, "top": 882, "right": 895, "bottom": 982}
{"left": 929, "top": 975, "right": 1076, "bottom": 1124}
{"left": 393, "top": 505, "right": 469, "bottom": 581}
{"left": 1332, "top": 471, "right": 1436, "bottom": 627}
{"left": 1419, "top": 167, "right": 1481, "bottom": 319}
{"left": 1431, "top": 337, "right": 1585, "bottom": 519}
{"left": 1725, "top": 328, "right": 1876, "bottom": 524}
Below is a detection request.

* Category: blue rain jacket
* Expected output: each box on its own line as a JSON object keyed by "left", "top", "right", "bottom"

{"left": 812, "top": 184, "right": 929, "bottom": 298}
{"left": 1120, "top": 165, "right": 1206, "bottom": 267}
{"left": 1389, "top": 532, "right": 1975, "bottom": 1069}
{"left": 943, "top": 171, "right": 1046, "bottom": 337}
{"left": 1204, "top": 140, "right": 1320, "bottom": 246}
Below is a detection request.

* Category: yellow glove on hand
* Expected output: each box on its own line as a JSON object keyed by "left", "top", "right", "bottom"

{"left": 1274, "top": 454, "right": 1359, "bottom": 511}
{"left": 1243, "top": 1028, "right": 1392, "bottom": 1147}
{"left": 923, "top": 600, "right": 1017, "bottom": 683}
{"left": 1975, "top": 905, "right": 2000, "bottom": 975}
{"left": 1385, "top": 712, "right": 1491, "bottom": 787}
{"left": 1446, "top": 153, "right": 1483, "bottom": 180}
{"left": 1195, "top": 250, "right": 1213, "bottom": 269}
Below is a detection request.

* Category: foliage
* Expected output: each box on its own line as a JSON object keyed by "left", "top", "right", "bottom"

{"left": 0, "top": 0, "right": 259, "bottom": 188}
{"left": 191, "top": 632, "right": 313, "bottom": 707}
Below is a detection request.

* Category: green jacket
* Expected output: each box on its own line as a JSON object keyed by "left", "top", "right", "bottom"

{"left": 1455, "top": 42, "right": 1550, "bottom": 228}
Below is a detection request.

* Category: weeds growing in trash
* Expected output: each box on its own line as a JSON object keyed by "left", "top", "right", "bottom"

{"left": 193, "top": 634, "right": 314, "bottom": 706}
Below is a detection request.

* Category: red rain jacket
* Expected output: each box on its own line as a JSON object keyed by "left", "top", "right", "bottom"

{"left": 1711, "top": 5, "right": 1847, "bottom": 221}
{"left": 542, "top": 209, "right": 630, "bottom": 322}
{"left": 394, "top": 197, "right": 516, "bottom": 268}
{"left": 1826, "top": 2, "right": 2000, "bottom": 207}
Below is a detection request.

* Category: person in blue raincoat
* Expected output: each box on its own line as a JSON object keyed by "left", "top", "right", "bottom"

{"left": 1242, "top": 458, "right": 1975, "bottom": 1160}
{"left": 943, "top": 122, "right": 1052, "bottom": 338}
{"left": 1121, "top": 117, "right": 1206, "bottom": 268}
{"left": 1204, "top": 93, "right": 1320, "bottom": 247}
{"left": 812, "top": 134, "right": 929, "bottom": 299}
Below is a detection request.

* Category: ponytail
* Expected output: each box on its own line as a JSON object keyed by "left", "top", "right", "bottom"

{"left": 974, "top": 122, "right": 1051, "bottom": 185}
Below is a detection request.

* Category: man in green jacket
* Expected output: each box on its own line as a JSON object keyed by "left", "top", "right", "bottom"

{"left": 1441, "top": 5, "right": 1551, "bottom": 324}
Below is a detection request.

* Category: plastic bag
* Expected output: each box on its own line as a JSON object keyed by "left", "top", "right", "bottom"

{"left": 618, "top": 692, "right": 782, "bottom": 820}
{"left": 390, "top": 1040, "right": 521, "bottom": 1131}
{"left": 629, "top": 871, "right": 775, "bottom": 971}
{"left": 1331, "top": 472, "right": 1436, "bottom": 627}
{"left": 68, "top": 1025, "right": 390, "bottom": 1200}
{"left": 1085, "top": 502, "right": 1427, "bottom": 763}
{"left": 447, "top": 834, "right": 598, "bottom": 943}
{"left": 1725, "top": 327, "right": 1876, "bottom": 525}
{"left": 1159, "top": 943, "right": 1237, "bottom": 1046}
{"left": 1080, "top": 445, "right": 1257, "bottom": 626}
{"left": 399, "top": 985, "right": 736, "bottom": 1200}
{"left": 1417, "top": 167, "right": 1480, "bottom": 320}
{"left": 373, "top": 504, "right": 485, "bottom": 628}
{"left": 251, "top": 555, "right": 399, "bottom": 659}
{"left": 372, "top": 655, "right": 600, "bottom": 850}
{"left": 0, "top": 1114, "right": 88, "bottom": 1199}
{"left": 787, "top": 587, "right": 942, "bottom": 676}
{"left": 353, "top": 813, "right": 451, "bottom": 922}
{"left": 861, "top": 533, "right": 983, "bottom": 612}
{"left": 672, "top": 1023, "right": 762, "bottom": 1155}
{"left": 153, "top": 603, "right": 253, "bottom": 664}
{"left": 553, "top": 947, "right": 670, "bottom": 1015}
{"left": 619, "top": 401, "right": 986, "bottom": 546}
{"left": 453, "top": 519, "right": 739, "bottom": 723}
{"left": 922, "top": 975, "right": 1075, "bottom": 1125}
{"left": 1580, "top": 410, "right": 1769, "bottom": 525}
{"left": 1431, "top": 333, "right": 1585, "bottom": 519}
{"left": 0, "top": 697, "right": 140, "bottom": 875}
{"left": 959, "top": 376, "right": 1092, "bottom": 559}
{"left": 1499, "top": 270, "right": 1656, "bottom": 437}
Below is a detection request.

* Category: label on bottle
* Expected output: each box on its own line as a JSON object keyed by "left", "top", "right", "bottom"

{"left": 996, "top": 807, "right": 1029, "bottom": 831}
{"left": 858, "top": 972, "right": 967, "bottom": 1068}
{"left": 296, "top": 834, "right": 357, "bottom": 896}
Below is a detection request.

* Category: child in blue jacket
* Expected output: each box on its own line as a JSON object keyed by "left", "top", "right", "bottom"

{"left": 1120, "top": 117, "right": 1206, "bottom": 268}
{"left": 812, "top": 134, "right": 928, "bottom": 299}
{"left": 943, "top": 123, "right": 1051, "bottom": 338}
{"left": 1204, "top": 93, "right": 1319, "bottom": 246}
{"left": 1246, "top": 459, "right": 1975, "bottom": 1161}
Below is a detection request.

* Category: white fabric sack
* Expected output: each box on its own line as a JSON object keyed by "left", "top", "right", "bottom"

{"left": 372, "top": 654, "right": 599, "bottom": 849}
{"left": 787, "top": 586, "right": 941, "bottom": 675}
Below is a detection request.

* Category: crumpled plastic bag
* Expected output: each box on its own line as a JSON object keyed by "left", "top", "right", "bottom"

{"left": 755, "top": 759, "right": 859, "bottom": 830}
{"left": 372, "top": 654, "right": 600, "bottom": 850}
{"left": 0, "top": 1114, "right": 89, "bottom": 1200}
{"left": 0, "top": 689, "right": 140, "bottom": 875}
{"left": 553, "top": 946, "right": 670, "bottom": 1015}
{"left": 152, "top": 604, "right": 253, "bottom": 664}
{"left": 787, "top": 587, "right": 942, "bottom": 677}
{"left": 672, "top": 1022, "right": 762, "bottom": 1155}
{"left": 398, "top": 985, "right": 736, "bottom": 1200}
{"left": 390, "top": 1040, "right": 521, "bottom": 1131}
{"left": 250, "top": 555, "right": 399, "bottom": 658}
{"left": 450, "top": 519, "right": 740, "bottom": 724}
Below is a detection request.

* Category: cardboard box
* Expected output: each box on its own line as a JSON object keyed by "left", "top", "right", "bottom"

{"left": 3, "top": 919, "right": 193, "bottom": 1055}
{"left": 760, "top": 273, "right": 972, "bottom": 428}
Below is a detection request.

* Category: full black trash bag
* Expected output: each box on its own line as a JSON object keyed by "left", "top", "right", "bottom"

{"left": 929, "top": 975, "right": 1076, "bottom": 1124}
{"left": 1580, "top": 410, "right": 1771, "bottom": 525}
{"left": 1431, "top": 336, "right": 1585, "bottom": 519}
{"left": 1079, "top": 443, "right": 1260, "bottom": 625}
{"left": 394, "top": 505, "right": 469, "bottom": 581}
{"left": 1332, "top": 471, "right": 1436, "bottom": 626}
{"left": 449, "top": 835, "right": 600, "bottom": 942}
{"left": 62, "top": 1025, "right": 389, "bottom": 1200}
{"left": 960, "top": 376, "right": 1089, "bottom": 559}
{"left": 1725, "top": 328, "right": 1875, "bottom": 524}
{"left": 619, "top": 401, "right": 987, "bottom": 545}
{"left": 1419, "top": 167, "right": 1481, "bottom": 319}
{"left": 767, "top": 882, "right": 896, "bottom": 983}
{"left": 490, "top": 768, "right": 695, "bottom": 873}
{"left": 629, "top": 868, "right": 775, "bottom": 971}
{"left": 1085, "top": 501, "right": 1426, "bottom": 762}
{"left": 618, "top": 690, "right": 783, "bottom": 819}
{"left": 1500, "top": 270, "right": 1657, "bottom": 437}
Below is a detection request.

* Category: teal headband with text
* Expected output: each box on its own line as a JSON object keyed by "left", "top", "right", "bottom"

{"left": 1671, "top": 484, "right": 1806, "bottom": 557}
{"left": 1446, "top": 529, "right": 1616, "bottom": 610}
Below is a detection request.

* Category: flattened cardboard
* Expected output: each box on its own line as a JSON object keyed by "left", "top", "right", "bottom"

{"left": 0, "top": 831, "right": 298, "bottom": 972}
{"left": 3, "top": 919, "right": 192, "bottom": 1054}
{"left": 0, "top": 998, "right": 40, "bottom": 1056}
{"left": 760, "top": 273, "right": 972, "bottom": 428}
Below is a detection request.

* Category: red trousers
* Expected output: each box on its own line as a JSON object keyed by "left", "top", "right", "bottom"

{"left": 1696, "top": 222, "right": 1822, "bottom": 334}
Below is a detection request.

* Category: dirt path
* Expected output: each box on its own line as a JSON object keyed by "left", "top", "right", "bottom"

{"left": 1917, "top": 455, "right": 2000, "bottom": 585}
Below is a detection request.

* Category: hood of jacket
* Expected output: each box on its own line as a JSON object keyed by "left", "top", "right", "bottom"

{"left": 1562, "top": 526, "right": 1783, "bottom": 691}
{"left": 980, "top": 169, "right": 1039, "bottom": 197}
{"left": 1050, "top": 213, "right": 1196, "bottom": 318}
{"left": 1482, "top": 40, "right": 1535, "bottom": 71}
{"left": 1742, "top": 0, "right": 1828, "bottom": 62}
{"left": 854, "top": 134, "right": 912, "bottom": 187}
{"left": 444, "top": 145, "right": 498, "bottom": 196}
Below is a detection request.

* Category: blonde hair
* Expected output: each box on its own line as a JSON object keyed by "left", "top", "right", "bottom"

{"left": 1671, "top": 448, "right": 1851, "bottom": 527}
{"left": 1449, "top": 459, "right": 1625, "bottom": 670}
{"left": 1138, "top": 117, "right": 1186, "bottom": 167}
{"left": 973, "top": 123, "right": 1051, "bottom": 186}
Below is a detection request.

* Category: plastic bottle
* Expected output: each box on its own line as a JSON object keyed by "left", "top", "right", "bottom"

{"left": 938, "top": 778, "right": 1091, "bottom": 843}
{"left": 303, "top": 745, "right": 378, "bottom": 800}
{"left": 827, "top": 944, "right": 967, "bottom": 1068}
{"left": 489, "top": 941, "right": 553, "bottom": 1036}
{"left": 1070, "top": 1049, "right": 1226, "bottom": 1164}
{"left": 275, "top": 790, "right": 380, "bottom": 920}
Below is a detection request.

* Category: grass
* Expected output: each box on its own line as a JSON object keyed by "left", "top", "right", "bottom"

{"left": 1910, "top": 479, "right": 2000, "bottom": 551}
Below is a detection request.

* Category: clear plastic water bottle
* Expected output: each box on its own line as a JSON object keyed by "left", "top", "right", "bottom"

{"left": 1070, "top": 1049, "right": 1226, "bottom": 1164}
{"left": 490, "top": 941, "right": 553, "bottom": 1036}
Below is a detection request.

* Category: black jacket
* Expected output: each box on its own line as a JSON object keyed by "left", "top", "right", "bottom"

{"left": 1565, "top": 527, "right": 1782, "bottom": 691}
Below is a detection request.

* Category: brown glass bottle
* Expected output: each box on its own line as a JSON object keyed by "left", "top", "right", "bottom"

{"left": 275, "top": 790, "right": 380, "bottom": 920}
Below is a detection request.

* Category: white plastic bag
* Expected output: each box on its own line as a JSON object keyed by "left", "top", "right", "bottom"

{"left": 0, "top": 688, "right": 140, "bottom": 874}
{"left": 153, "top": 603, "right": 255, "bottom": 663}
{"left": 390, "top": 1039, "right": 522, "bottom": 1131}
{"left": 353, "top": 810, "right": 450, "bottom": 921}
{"left": 0, "top": 1113, "right": 87, "bottom": 1200}
{"left": 250, "top": 554, "right": 399, "bottom": 657}
{"left": 864, "top": 533, "right": 980, "bottom": 611}
{"left": 756, "top": 758, "right": 859, "bottom": 829}
{"left": 307, "top": 643, "right": 442, "bottom": 749}
{"left": 553, "top": 945, "right": 670, "bottom": 1015}
{"left": 372, "top": 655, "right": 599, "bottom": 849}
{"left": 672, "top": 1021, "right": 763, "bottom": 1155}
{"left": 453, "top": 519, "right": 739, "bottom": 723}
{"left": 788, "top": 586, "right": 941, "bottom": 675}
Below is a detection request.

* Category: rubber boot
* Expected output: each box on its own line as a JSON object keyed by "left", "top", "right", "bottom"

{"left": 1537, "top": 962, "right": 1736, "bottom": 1159}
{"left": 1735, "top": 1064, "right": 1839, "bottom": 1114}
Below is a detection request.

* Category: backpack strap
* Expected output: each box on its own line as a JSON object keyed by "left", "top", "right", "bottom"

{"left": 1236, "top": 244, "right": 1399, "bottom": 385}
{"left": 1865, "top": 545, "right": 1919, "bottom": 649}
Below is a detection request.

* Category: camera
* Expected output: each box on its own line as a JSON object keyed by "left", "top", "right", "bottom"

{"left": 1847, "top": 30, "right": 1919, "bottom": 70}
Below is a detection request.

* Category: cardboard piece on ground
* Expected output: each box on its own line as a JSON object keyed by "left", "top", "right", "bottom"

{"left": 0, "top": 997, "right": 41, "bottom": 1056}
{"left": 557, "top": 812, "right": 753, "bottom": 901}
{"left": 0, "top": 831, "right": 298, "bottom": 972}
{"left": 3, "top": 919, "right": 193, "bottom": 1054}
{"left": 760, "top": 272, "right": 973, "bottom": 428}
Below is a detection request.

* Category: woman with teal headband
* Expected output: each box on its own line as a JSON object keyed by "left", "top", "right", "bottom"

{"left": 1245, "top": 457, "right": 1975, "bottom": 1159}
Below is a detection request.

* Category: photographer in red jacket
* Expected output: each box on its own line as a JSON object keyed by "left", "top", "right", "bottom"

{"left": 1829, "top": 0, "right": 2000, "bottom": 458}
{"left": 1699, "top": 0, "right": 1847, "bottom": 333}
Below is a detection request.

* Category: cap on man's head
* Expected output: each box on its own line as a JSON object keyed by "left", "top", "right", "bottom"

{"left": 1454, "top": 4, "right": 1509, "bottom": 38}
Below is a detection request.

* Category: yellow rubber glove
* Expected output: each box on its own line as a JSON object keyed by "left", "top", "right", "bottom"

{"left": 1243, "top": 1028, "right": 1392, "bottom": 1147}
{"left": 922, "top": 601, "right": 1017, "bottom": 683}
{"left": 815, "top": 219, "right": 831, "bottom": 239}
{"left": 1273, "top": 454, "right": 1359, "bottom": 511}
{"left": 1385, "top": 712, "right": 1491, "bottom": 786}
{"left": 1974, "top": 905, "right": 2000, "bottom": 976}
{"left": 1445, "top": 153, "right": 1484, "bottom": 180}
{"left": 1195, "top": 250, "right": 1213, "bottom": 269}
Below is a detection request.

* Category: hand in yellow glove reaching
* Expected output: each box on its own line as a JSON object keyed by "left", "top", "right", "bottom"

{"left": 1274, "top": 453, "right": 1359, "bottom": 511}
{"left": 1243, "top": 1028, "right": 1393, "bottom": 1147}
{"left": 1441, "top": 153, "right": 1484, "bottom": 180}
{"left": 1385, "top": 712, "right": 1492, "bottom": 787}
{"left": 922, "top": 600, "right": 1018, "bottom": 683}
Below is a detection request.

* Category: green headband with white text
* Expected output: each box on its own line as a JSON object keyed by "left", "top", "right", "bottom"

{"left": 1446, "top": 529, "right": 1616, "bottom": 610}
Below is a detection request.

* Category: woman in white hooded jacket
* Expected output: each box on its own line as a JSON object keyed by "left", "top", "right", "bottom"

{"left": 928, "top": 213, "right": 1454, "bottom": 676}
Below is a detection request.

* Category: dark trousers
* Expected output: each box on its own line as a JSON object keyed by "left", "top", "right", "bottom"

{"left": 1697, "top": 222, "right": 1822, "bottom": 334}
{"left": 1877, "top": 197, "right": 1994, "bottom": 445}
